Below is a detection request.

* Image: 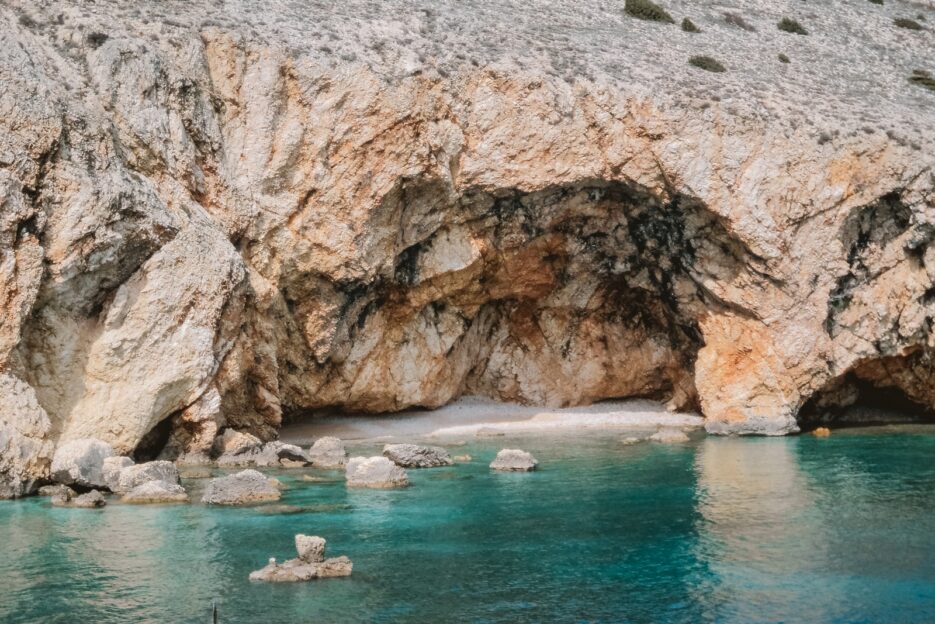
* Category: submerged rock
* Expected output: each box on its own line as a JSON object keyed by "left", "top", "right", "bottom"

{"left": 51, "top": 439, "right": 114, "bottom": 489}
{"left": 345, "top": 457, "right": 409, "bottom": 488}
{"left": 621, "top": 436, "right": 644, "bottom": 445}
{"left": 308, "top": 437, "right": 348, "bottom": 469}
{"left": 383, "top": 444, "right": 453, "bottom": 468}
{"left": 649, "top": 428, "right": 690, "bottom": 443}
{"left": 52, "top": 489, "right": 106, "bottom": 509}
{"left": 249, "top": 535, "right": 352, "bottom": 582}
{"left": 122, "top": 480, "right": 189, "bottom": 504}
{"left": 453, "top": 454, "right": 473, "bottom": 462}
{"left": 490, "top": 449, "right": 538, "bottom": 472}
{"left": 202, "top": 469, "right": 282, "bottom": 505}
{"left": 113, "top": 461, "right": 180, "bottom": 494}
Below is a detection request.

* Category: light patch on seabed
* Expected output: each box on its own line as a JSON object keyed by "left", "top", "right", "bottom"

{"left": 281, "top": 396, "right": 703, "bottom": 443}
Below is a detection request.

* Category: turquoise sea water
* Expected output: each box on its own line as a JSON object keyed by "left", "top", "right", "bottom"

{"left": 3, "top": 428, "right": 935, "bottom": 623}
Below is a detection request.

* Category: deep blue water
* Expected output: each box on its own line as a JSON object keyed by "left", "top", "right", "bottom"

{"left": 3, "top": 428, "right": 935, "bottom": 623}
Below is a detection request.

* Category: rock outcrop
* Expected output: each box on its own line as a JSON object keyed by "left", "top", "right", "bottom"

{"left": 346, "top": 457, "right": 410, "bottom": 489}
{"left": 383, "top": 444, "right": 453, "bottom": 468}
{"left": 1, "top": 0, "right": 934, "bottom": 485}
{"left": 490, "top": 449, "right": 539, "bottom": 472}
{"left": 201, "top": 469, "right": 281, "bottom": 505}
{"left": 249, "top": 535, "right": 352, "bottom": 582}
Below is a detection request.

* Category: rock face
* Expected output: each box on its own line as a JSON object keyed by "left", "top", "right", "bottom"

{"left": 50, "top": 439, "right": 114, "bottom": 489}
{"left": 122, "top": 480, "right": 189, "bottom": 504}
{"left": 346, "top": 457, "right": 410, "bottom": 489}
{"left": 1, "top": 0, "right": 934, "bottom": 476}
{"left": 201, "top": 469, "right": 281, "bottom": 505}
{"left": 249, "top": 535, "right": 352, "bottom": 582}
{"left": 383, "top": 444, "right": 453, "bottom": 468}
{"left": 0, "top": 374, "right": 54, "bottom": 498}
{"left": 490, "top": 449, "right": 539, "bottom": 472}
{"left": 308, "top": 438, "right": 348, "bottom": 469}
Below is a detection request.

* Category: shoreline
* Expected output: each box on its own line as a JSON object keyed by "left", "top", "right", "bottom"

{"left": 280, "top": 397, "right": 703, "bottom": 444}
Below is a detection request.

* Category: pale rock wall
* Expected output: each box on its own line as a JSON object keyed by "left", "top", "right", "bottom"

{"left": 0, "top": 0, "right": 934, "bottom": 493}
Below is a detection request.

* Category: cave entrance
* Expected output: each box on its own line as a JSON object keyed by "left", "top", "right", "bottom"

{"left": 276, "top": 179, "right": 755, "bottom": 418}
{"left": 798, "top": 356, "right": 935, "bottom": 430}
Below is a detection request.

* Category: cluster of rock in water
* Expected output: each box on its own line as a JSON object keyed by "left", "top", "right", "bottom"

{"left": 27, "top": 425, "right": 694, "bottom": 580}
{"left": 27, "top": 426, "right": 590, "bottom": 510}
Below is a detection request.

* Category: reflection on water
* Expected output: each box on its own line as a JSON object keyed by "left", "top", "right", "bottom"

{"left": 2, "top": 430, "right": 935, "bottom": 623}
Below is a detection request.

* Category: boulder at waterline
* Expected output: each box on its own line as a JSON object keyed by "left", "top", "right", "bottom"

{"left": 249, "top": 536, "right": 352, "bottom": 582}
{"left": 122, "top": 480, "right": 189, "bottom": 504}
{"left": 201, "top": 469, "right": 282, "bottom": 505}
{"left": 52, "top": 489, "right": 106, "bottom": 509}
{"left": 218, "top": 441, "right": 311, "bottom": 467}
{"left": 383, "top": 444, "right": 453, "bottom": 468}
{"left": 212, "top": 429, "right": 263, "bottom": 458}
{"left": 649, "top": 428, "right": 690, "bottom": 443}
{"left": 50, "top": 439, "right": 114, "bottom": 488}
{"left": 490, "top": 449, "right": 538, "bottom": 472}
{"left": 113, "top": 461, "right": 180, "bottom": 494}
{"left": 38, "top": 484, "right": 75, "bottom": 498}
{"left": 345, "top": 457, "right": 409, "bottom": 489}
{"left": 308, "top": 437, "right": 348, "bottom": 469}
{"left": 102, "top": 456, "right": 134, "bottom": 491}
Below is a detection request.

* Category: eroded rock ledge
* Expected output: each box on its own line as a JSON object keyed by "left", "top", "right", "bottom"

{"left": 1, "top": 0, "right": 934, "bottom": 495}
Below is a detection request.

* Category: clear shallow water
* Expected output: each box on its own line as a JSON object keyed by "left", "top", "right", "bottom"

{"left": 3, "top": 428, "right": 935, "bottom": 623}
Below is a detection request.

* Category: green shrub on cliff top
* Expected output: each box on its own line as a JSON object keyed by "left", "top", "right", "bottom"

{"left": 910, "top": 70, "right": 935, "bottom": 92}
{"left": 624, "top": 0, "right": 674, "bottom": 24}
{"left": 689, "top": 55, "right": 725, "bottom": 73}
{"left": 681, "top": 18, "right": 700, "bottom": 33}
{"left": 894, "top": 18, "right": 923, "bottom": 30}
{"left": 778, "top": 17, "right": 808, "bottom": 35}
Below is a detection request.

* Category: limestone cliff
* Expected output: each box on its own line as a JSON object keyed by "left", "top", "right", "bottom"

{"left": 1, "top": 0, "right": 934, "bottom": 494}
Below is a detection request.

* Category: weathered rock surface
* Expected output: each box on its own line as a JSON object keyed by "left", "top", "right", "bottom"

{"left": 102, "top": 456, "right": 135, "bottom": 492}
{"left": 308, "top": 437, "right": 348, "bottom": 469}
{"left": 1, "top": 0, "right": 934, "bottom": 470}
{"left": 0, "top": 374, "right": 54, "bottom": 498}
{"left": 383, "top": 444, "right": 453, "bottom": 468}
{"left": 346, "top": 457, "right": 410, "bottom": 488}
{"left": 249, "top": 535, "right": 352, "bottom": 582}
{"left": 216, "top": 440, "right": 310, "bottom": 467}
{"left": 52, "top": 489, "right": 106, "bottom": 509}
{"left": 122, "top": 480, "right": 189, "bottom": 504}
{"left": 201, "top": 469, "right": 282, "bottom": 505}
{"left": 50, "top": 439, "right": 114, "bottom": 489}
{"left": 38, "top": 484, "right": 74, "bottom": 498}
{"left": 113, "top": 461, "right": 180, "bottom": 494}
{"left": 490, "top": 449, "right": 539, "bottom": 472}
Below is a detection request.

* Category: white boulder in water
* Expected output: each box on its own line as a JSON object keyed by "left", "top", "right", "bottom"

{"left": 490, "top": 449, "right": 538, "bottom": 472}
{"left": 383, "top": 443, "right": 453, "bottom": 468}
{"left": 345, "top": 456, "right": 409, "bottom": 488}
